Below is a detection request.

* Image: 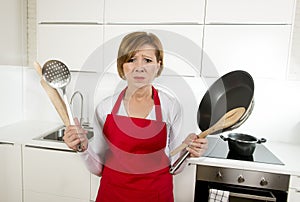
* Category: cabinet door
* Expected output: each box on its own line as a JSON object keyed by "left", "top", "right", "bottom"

{"left": 173, "top": 164, "right": 197, "bottom": 202}
{"left": 90, "top": 174, "right": 101, "bottom": 201}
{"left": 201, "top": 25, "right": 292, "bottom": 79}
{"left": 0, "top": 0, "right": 26, "bottom": 65}
{"left": 0, "top": 143, "right": 22, "bottom": 202}
{"left": 205, "top": 0, "right": 295, "bottom": 24}
{"left": 37, "top": 24, "right": 103, "bottom": 71}
{"left": 105, "top": 0, "right": 205, "bottom": 24}
{"left": 289, "top": 175, "right": 300, "bottom": 202}
{"left": 24, "top": 191, "right": 88, "bottom": 202}
{"left": 37, "top": 0, "right": 104, "bottom": 23}
{"left": 103, "top": 25, "right": 204, "bottom": 76}
{"left": 23, "top": 145, "right": 90, "bottom": 201}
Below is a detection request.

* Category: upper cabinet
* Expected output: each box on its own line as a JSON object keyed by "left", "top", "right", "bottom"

{"left": 36, "top": 0, "right": 104, "bottom": 71}
{"left": 0, "top": 0, "right": 26, "bottom": 65}
{"left": 37, "top": 24, "right": 103, "bottom": 72}
{"left": 105, "top": 0, "right": 205, "bottom": 24}
{"left": 103, "top": 25, "right": 204, "bottom": 76}
{"left": 201, "top": 25, "right": 292, "bottom": 79}
{"left": 37, "top": 0, "right": 104, "bottom": 23}
{"left": 205, "top": 0, "right": 296, "bottom": 24}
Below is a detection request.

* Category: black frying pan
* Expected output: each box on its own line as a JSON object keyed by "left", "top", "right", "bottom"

{"left": 170, "top": 70, "right": 254, "bottom": 174}
{"left": 197, "top": 70, "right": 254, "bottom": 133}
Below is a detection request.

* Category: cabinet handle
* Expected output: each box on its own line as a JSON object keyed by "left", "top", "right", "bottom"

{"left": 0, "top": 142, "right": 14, "bottom": 146}
{"left": 25, "top": 145, "right": 75, "bottom": 153}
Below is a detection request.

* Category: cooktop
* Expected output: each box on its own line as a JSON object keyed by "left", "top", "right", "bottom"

{"left": 203, "top": 136, "right": 284, "bottom": 165}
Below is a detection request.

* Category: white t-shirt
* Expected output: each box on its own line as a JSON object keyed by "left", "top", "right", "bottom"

{"left": 79, "top": 88, "right": 187, "bottom": 176}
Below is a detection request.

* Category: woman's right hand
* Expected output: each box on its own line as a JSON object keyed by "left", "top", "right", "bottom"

{"left": 63, "top": 118, "right": 88, "bottom": 152}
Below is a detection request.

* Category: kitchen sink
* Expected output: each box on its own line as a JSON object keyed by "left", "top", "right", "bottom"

{"left": 36, "top": 127, "right": 94, "bottom": 142}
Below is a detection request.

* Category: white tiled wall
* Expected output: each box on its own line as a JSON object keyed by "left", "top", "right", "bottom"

{"left": 289, "top": 0, "right": 300, "bottom": 79}
{"left": 0, "top": 66, "right": 23, "bottom": 127}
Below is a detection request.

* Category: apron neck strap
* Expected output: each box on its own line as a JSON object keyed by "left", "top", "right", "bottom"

{"left": 111, "top": 86, "right": 163, "bottom": 121}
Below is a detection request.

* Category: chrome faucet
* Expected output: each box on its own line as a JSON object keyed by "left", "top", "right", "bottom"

{"left": 70, "top": 91, "right": 84, "bottom": 125}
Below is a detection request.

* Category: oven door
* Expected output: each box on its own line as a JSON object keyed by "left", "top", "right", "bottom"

{"left": 210, "top": 183, "right": 276, "bottom": 202}
{"left": 195, "top": 181, "right": 287, "bottom": 202}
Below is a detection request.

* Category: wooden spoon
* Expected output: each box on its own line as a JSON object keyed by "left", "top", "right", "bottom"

{"left": 33, "top": 61, "right": 70, "bottom": 126}
{"left": 170, "top": 107, "right": 246, "bottom": 156}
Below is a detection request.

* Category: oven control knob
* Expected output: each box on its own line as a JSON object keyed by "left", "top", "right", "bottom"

{"left": 238, "top": 175, "right": 245, "bottom": 183}
{"left": 260, "top": 178, "right": 268, "bottom": 186}
{"left": 216, "top": 171, "right": 223, "bottom": 180}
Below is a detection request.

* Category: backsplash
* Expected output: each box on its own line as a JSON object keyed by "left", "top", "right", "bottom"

{"left": 0, "top": 66, "right": 23, "bottom": 127}
{"left": 0, "top": 65, "right": 300, "bottom": 144}
{"left": 22, "top": 67, "right": 300, "bottom": 144}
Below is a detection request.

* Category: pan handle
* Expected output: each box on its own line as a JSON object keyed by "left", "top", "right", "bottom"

{"left": 220, "top": 135, "right": 228, "bottom": 141}
{"left": 257, "top": 138, "right": 267, "bottom": 144}
{"left": 169, "top": 150, "right": 190, "bottom": 175}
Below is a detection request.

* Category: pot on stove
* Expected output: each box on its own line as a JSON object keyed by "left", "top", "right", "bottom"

{"left": 220, "top": 133, "right": 266, "bottom": 156}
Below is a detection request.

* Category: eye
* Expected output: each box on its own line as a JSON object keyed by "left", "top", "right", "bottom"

{"left": 144, "top": 58, "right": 153, "bottom": 63}
{"left": 127, "top": 58, "right": 135, "bottom": 63}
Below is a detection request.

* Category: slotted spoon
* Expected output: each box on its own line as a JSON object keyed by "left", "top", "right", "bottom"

{"left": 42, "top": 60, "right": 83, "bottom": 151}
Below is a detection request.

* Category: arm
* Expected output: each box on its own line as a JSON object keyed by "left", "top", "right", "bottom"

{"left": 167, "top": 94, "right": 207, "bottom": 174}
{"left": 64, "top": 101, "right": 109, "bottom": 177}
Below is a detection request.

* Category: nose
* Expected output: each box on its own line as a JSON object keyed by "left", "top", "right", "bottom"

{"left": 134, "top": 59, "right": 145, "bottom": 72}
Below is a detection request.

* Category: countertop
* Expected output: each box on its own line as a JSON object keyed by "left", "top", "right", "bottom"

{"left": 0, "top": 120, "right": 71, "bottom": 151}
{"left": 1, "top": 120, "right": 300, "bottom": 176}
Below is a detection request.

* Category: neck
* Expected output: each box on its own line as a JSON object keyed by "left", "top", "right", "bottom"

{"left": 125, "top": 85, "right": 152, "bottom": 102}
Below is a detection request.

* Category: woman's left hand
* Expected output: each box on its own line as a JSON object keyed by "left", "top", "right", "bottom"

{"left": 183, "top": 133, "right": 208, "bottom": 157}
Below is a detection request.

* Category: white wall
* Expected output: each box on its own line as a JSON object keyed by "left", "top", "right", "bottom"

{"left": 0, "top": 66, "right": 23, "bottom": 127}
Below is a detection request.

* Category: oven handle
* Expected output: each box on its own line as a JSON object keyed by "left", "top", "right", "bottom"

{"left": 229, "top": 191, "right": 276, "bottom": 201}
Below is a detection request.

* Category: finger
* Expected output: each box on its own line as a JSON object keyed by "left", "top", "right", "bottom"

{"left": 74, "top": 117, "right": 80, "bottom": 126}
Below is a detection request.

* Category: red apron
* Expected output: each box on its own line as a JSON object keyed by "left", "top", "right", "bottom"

{"left": 96, "top": 86, "right": 173, "bottom": 202}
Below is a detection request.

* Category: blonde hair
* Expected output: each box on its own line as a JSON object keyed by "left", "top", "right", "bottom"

{"left": 117, "top": 31, "right": 164, "bottom": 79}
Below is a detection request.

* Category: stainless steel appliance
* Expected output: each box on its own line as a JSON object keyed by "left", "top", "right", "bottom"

{"left": 194, "top": 136, "right": 290, "bottom": 202}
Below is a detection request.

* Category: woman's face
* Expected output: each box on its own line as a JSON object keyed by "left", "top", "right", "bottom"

{"left": 123, "top": 44, "right": 161, "bottom": 89}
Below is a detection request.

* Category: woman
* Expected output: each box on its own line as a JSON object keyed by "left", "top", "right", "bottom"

{"left": 63, "top": 31, "right": 208, "bottom": 202}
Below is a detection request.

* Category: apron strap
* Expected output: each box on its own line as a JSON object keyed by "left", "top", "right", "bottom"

{"left": 111, "top": 86, "right": 163, "bottom": 122}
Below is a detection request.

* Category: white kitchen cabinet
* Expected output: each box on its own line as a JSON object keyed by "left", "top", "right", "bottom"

{"left": 90, "top": 174, "right": 101, "bottom": 201}
{"left": 201, "top": 25, "right": 292, "bottom": 79}
{"left": 288, "top": 175, "right": 300, "bottom": 202}
{"left": 0, "top": 142, "right": 22, "bottom": 202}
{"left": 24, "top": 191, "right": 88, "bottom": 202}
{"left": 173, "top": 164, "right": 197, "bottom": 202}
{"left": 105, "top": 0, "right": 205, "bottom": 24}
{"left": 0, "top": 0, "right": 26, "bottom": 65}
{"left": 103, "top": 25, "right": 204, "bottom": 76}
{"left": 37, "top": 0, "right": 104, "bottom": 23}
{"left": 205, "top": 0, "right": 296, "bottom": 24}
{"left": 37, "top": 24, "right": 103, "bottom": 72}
{"left": 23, "top": 145, "right": 90, "bottom": 202}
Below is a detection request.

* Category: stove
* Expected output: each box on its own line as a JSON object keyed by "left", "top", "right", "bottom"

{"left": 195, "top": 136, "right": 289, "bottom": 202}
{"left": 203, "top": 136, "right": 284, "bottom": 165}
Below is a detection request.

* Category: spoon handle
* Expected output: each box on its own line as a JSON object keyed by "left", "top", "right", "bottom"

{"left": 62, "top": 92, "right": 83, "bottom": 152}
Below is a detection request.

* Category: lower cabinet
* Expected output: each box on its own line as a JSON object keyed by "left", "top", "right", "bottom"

{"left": 288, "top": 175, "right": 300, "bottom": 202}
{"left": 0, "top": 142, "right": 22, "bottom": 202}
{"left": 90, "top": 174, "right": 101, "bottom": 202}
{"left": 173, "top": 164, "right": 196, "bottom": 202}
{"left": 23, "top": 145, "right": 91, "bottom": 202}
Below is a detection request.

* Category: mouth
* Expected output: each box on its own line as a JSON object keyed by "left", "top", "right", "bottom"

{"left": 133, "top": 76, "right": 145, "bottom": 81}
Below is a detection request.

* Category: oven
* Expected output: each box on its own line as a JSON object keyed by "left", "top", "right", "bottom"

{"left": 194, "top": 136, "right": 290, "bottom": 202}
{"left": 194, "top": 165, "right": 289, "bottom": 202}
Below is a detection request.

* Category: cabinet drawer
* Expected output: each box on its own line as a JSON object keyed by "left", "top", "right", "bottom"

{"left": 37, "top": 24, "right": 103, "bottom": 71}
{"left": 201, "top": 25, "right": 291, "bottom": 79}
{"left": 290, "top": 175, "right": 300, "bottom": 189}
{"left": 103, "top": 25, "right": 203, "bottom": 76}
{"left": 37, "top": 0, "right": 104, "bottom": 23}
{"left": 105, "top": 0, "right": 205, "bottom": 24}
{"left": 23, "top": 146, "right": 90, "bottom": 200}
{"left": 205, "top": 0, "right": 295, "bottom": 24}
